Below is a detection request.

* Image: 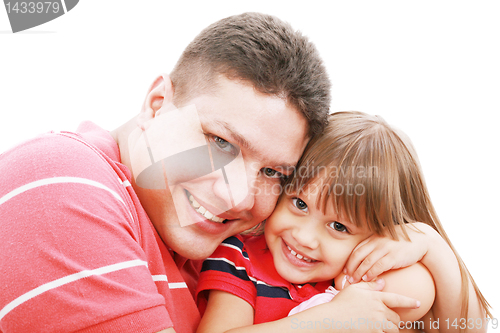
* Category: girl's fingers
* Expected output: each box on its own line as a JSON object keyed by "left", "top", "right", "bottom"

{"left": 349, "top": 281, "right": 406, "bottom": 333}
{"left": 348, "top": 246, "right": 391, "bottom": 283}
{"left": 383, "top": 321, "right": 401, "bottom": 333}
{"left": 359, "top": 253, "right": 400, "bottom": 283}
{"left": 381, "top": 291, "right": 421, "bottom": 310}
{"left": 382, "top": 293, "right": 420, "bottom": 332}
{"left": 353, "top": 252, "right": 390, "bottom": 282}
{"left": 352, "top": 235, "right": 372, "bottom": 252}
{"left": 383, "top": 309, "right": 401, "bottom": 330}
{"left": 343, "top": 236, "right": 378, "bottom": 276}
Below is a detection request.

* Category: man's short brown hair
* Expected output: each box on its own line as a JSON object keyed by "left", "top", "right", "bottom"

{"left": 170, "top": 12, "right": 331, "bottom": 137}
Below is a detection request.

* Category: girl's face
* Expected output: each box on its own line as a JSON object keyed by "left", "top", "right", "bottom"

{"left": 265, "top": 182, "right": 373, "bottom": 284}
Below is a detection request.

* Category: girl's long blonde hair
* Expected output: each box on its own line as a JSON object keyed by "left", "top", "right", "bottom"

{"left": 285, "top": 111, "right": 492, "bottom": 327}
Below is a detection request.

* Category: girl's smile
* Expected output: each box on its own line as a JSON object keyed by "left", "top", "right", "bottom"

{"left": 281, "top": 239, "right": 318, "bottom": 267}
{"left": 264, "top": 182, "right": 373, "bottom": 285}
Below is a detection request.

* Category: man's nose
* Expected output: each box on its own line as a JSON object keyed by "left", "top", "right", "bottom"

{"left": 211, "top": 161, "right": 256, "bottom": 214}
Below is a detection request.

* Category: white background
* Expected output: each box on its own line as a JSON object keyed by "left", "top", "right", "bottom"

{"left": 1, "top": 0, "right": 499, "bottom": 320}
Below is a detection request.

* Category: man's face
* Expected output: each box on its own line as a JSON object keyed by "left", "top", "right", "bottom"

{"left": 132, "top": 76, "right": 309, "bottom": 259}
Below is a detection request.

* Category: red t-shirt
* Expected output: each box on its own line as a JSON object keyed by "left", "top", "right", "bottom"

{"left": 0, "top": 122, "right": 200, "bottom": 332}
{"left": 196, "top": 235, "right": 333, "bottom": 324}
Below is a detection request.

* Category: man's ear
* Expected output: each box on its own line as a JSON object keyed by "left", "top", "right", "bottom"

{"left": 142, "top": 74, "right": 176, "bottom": 118}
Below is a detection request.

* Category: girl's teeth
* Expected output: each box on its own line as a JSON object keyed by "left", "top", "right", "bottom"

{"left": 287, "top": 245, "right": 313, "bottom": 262}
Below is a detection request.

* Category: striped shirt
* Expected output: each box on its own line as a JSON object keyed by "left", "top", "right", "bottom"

{"left": 0, "top": 122, "right": 200, "bottom": 333}
{"left": 196, "top": 235, "right": 333, "bottom": 324}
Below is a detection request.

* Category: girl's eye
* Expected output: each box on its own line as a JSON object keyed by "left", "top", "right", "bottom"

{"left": 328, "top": 221, "right": 348, "bottom": 233}
{"left": 213, "top": 136, "right": 238, "bottom": 155}
{"left": 292, "top": 198, "right": 308, "bottom": 212}
{"left": 262, "top": 167, "right": 286, "bottom": 180}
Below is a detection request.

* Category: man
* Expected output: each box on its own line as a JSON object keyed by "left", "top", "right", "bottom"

{"left": 0, "top": 13, "right": 419, "bottom": 333}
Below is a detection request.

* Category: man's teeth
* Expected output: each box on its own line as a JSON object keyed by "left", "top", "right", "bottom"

{"left": 188, "top": 194, "right": 225, "bottom": 223}
{"left": 287, "top": 245, "right": 314, "bottom": 263}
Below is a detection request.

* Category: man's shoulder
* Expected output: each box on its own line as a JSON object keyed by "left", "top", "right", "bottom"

{"left": 2, "top": 130, "right": 104, "bottom": 166}
{"left": 0, "top": 129, "right": 122, "bottom": 193}
{"left": 1, "top": 122, "right": 118, "bottom": 168}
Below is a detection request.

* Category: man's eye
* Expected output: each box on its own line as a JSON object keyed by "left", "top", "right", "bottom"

{"left": 262, "top": 167, "right": 286, "bottom": 180}
{"left": 292, "top": 198, "right": 308, "bottom": 212}
{"left": 213, "top": 136, "right": 238, "bottom": 155}
{"left": 263, "top": 168, "right": 277, "bottom": 177}
{"left": 328, "top": 221, "right": 348, "bottom": 233}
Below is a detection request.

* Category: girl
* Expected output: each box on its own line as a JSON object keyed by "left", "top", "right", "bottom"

{"left": 196, "top": 111, "right": 491, "bottom": 333}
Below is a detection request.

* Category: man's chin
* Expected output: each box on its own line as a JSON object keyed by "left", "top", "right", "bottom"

{"left": 186, "top": 249, "right": 217, "bottom": 261}
{"left": 180, "top": 248, "right": 218, "bottom": 261}
{"left": 169, "top": 238, "right": 219, "bottom": 260}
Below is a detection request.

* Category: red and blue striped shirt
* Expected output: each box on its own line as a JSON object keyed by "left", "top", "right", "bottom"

{"left": 196, "top": 234, "right": 333, "bottom": 324}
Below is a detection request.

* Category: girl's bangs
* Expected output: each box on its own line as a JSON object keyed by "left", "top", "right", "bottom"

{"left": 284, "top": 111, "right": 405, "bottom": 238}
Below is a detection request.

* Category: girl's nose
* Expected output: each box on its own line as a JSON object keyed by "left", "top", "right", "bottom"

{"left": 291, "top": 220, "right": 320, "bottom": 250}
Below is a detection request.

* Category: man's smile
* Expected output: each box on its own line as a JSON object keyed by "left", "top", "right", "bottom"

{"left": 186, "top": 190, "right": 227, "bottom": 223}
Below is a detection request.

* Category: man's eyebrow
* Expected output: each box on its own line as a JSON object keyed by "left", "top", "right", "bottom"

{"left": 213, "top": 119, "right": 253, "bottom": 154}
{"left": 212, "top": 119, "right": 297, "bottom": 170}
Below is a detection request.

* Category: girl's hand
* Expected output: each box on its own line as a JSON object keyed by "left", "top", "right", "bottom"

{"left": 320, "top": 279, "right": 421, "bottom": 333}
{"left": 343, "top": 222, "right": 439, "bottom": 283}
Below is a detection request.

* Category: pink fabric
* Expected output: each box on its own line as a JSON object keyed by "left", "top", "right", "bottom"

{"left": 288, "top": 286, "right": 340, "bottom": 316}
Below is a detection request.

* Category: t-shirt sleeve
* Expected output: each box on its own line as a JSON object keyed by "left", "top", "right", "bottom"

{"left": 196, "top": 236, "right": 257, "bottom": 313}
{"left": 0, "top": 134, "right": 171, "bottom": 332}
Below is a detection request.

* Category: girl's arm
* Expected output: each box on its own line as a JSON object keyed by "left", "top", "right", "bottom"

{"left": 197, "top": 281, "right": 421, "bottom": 333}
{"left": 419, "top": 228, "right": 487, "bottom": 333}
{"left": 344, "top": 222, "right": 488, "bottom": 333}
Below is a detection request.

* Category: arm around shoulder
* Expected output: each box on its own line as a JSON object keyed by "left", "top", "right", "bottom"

{"left": 335, "top": 262, "right": 435, "bottom": 323}
{"left": 380, "top": 262, "right": 435, "bottom": 323}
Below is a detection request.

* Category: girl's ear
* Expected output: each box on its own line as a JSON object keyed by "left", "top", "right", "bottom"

{"left": 142, "top": 74, "right": 176, "bottom": 118}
